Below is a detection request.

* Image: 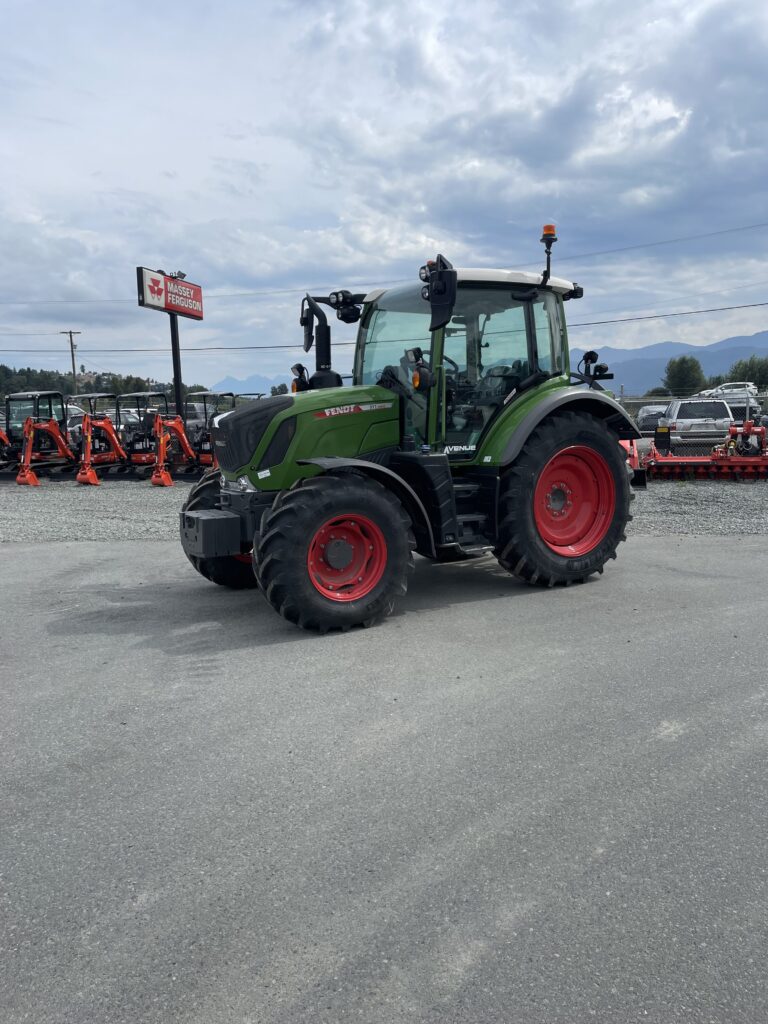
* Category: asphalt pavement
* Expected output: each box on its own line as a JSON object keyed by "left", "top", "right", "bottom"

{"left": 2, "top": 538, "right": 767, "bottom": 1023}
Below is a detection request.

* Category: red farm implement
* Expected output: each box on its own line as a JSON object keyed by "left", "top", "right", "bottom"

{"left": 634, "top": 420, "right": 768, "bottom": 480}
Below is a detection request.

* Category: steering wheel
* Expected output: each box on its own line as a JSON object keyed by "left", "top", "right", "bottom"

{"left": 443, "top": 355, "right": 460, "bottom": 373}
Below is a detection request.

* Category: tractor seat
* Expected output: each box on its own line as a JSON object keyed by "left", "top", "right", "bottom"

{"left": 474, "top": 365, "right": 522, "bottom": 404}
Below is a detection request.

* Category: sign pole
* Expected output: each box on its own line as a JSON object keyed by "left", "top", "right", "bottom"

{"left": 169, "top": 313, "right": 185, "bottom": 422}
{"left": 136, "top": 268, "right": 203, "bottom": 424}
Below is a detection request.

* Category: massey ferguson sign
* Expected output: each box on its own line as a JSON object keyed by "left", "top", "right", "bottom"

{"left": 136, "top": 268, "right": 204, "bottom": 320}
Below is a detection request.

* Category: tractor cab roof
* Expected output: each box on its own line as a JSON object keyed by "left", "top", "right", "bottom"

{"left": 70, "top": 392, "right": 117, "bottom": 402}
{"left": 364, "top": 268, "right": 576, "bottom": 304}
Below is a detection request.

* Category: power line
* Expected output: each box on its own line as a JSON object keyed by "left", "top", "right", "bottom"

{"left": 1, "top": 298, "right": 767, "bottom": 356}
{"left": 524, "top": 221, "right": 768, "bottom": 266}
{"left": 569, "top": 300, "right": 768, "bottom": 328}
{"left": 1, "top": 294, "right": 768, "bottom": 358}
{"left": 2, "top": 220, "right": 768, "bottom": 308}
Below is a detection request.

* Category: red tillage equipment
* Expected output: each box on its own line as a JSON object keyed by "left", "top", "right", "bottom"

{"left": 639, "top": 420, "right": 768, "bottom": 480}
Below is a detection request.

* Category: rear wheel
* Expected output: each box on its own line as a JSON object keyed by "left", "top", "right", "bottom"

{"left": 495, "top": 411, "right": 631, "bottom": 586}
{"left": 254, "top": 474, "right": 415, "bottom": 632}
{"left": 181, "top": 471, "right": 257, "bottom": 589}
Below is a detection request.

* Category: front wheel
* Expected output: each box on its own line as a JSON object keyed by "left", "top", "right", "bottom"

{"left": 254, "top": 474, "right": 415, "bottom": 632}
{"left": 494, "top": 411, "right": 632, "bottom": 586}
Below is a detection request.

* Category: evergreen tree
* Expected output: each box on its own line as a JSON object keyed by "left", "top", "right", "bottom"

{"left": 727, "top": 355, "right": 768, "bottom": 389}
{"left": 662, "top": 356, "right": 706, "bottom": 396}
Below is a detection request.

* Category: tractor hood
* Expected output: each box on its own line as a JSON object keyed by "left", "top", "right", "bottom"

{"left": 213, "top": 394, "right": 294, "bottom": 473}
{"left": 213, "top": 385, "right": 400, "bottom": 480}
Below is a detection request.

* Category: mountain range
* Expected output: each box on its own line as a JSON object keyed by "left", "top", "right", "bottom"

{"left": 213, "top": 330, "right": 768, "bottom": 398}
{"left": 571, "top": 330, "right": 768, "bottom": 396}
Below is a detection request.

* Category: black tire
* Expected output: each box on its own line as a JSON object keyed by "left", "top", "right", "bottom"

{"left": 254, "top": 473, "right": 415, "bottom": 632}
{"left": 494, "top": 411, "right": 632, "bottom": 586}
{"left": 181, "top": 470, "right": 258, "bottom": 589}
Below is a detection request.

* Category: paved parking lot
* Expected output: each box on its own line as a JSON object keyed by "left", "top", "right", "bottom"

{"left": 2, "top": 532, "right": 768, "bottom": 1023}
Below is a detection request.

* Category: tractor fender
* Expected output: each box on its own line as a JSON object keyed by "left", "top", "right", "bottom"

{"left": 500, "top": 387, "right": 641, "bottom": 466}
{"left": 297, "top": 456, "right": 436, "bottom": 557}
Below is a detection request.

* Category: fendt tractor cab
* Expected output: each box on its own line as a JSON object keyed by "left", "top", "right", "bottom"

{"left": 180, "top": 227, "right": 642, "bottom": 632}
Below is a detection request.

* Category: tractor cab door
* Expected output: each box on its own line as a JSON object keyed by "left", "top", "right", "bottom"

{"left": 440, "top": 285, "right": 564, "bottom": 453}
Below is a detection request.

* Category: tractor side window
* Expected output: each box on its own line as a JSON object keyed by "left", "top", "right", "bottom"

{"left": 533, "top": 296, "right": 559, "bottom": 374}
{"left": 51, "top": 397, "right": 65, "bottom": 423}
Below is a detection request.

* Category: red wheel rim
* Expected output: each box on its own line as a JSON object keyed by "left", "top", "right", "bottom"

{"left": 533, "top": 445, "right": 616, "bottom": 556}
{"left": 307, "top": 514, "right": 387, "bottom": 602}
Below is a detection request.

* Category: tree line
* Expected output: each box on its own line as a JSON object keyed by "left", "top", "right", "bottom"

{"left": 646, "top": 355, "right": 768, "bottom": 397}
{"left": 0, "top": 364, "right": 207, "bottom": 401}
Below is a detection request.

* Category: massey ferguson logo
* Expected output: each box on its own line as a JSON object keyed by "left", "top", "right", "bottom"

{"left": 137, "top": 267, "right": 204, "bottom": 321}
{"left": 314, "top": 402, "right": 393, "bottom": 419}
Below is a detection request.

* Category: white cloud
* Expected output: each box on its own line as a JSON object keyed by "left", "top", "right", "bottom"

{"left": 0, "top": 0, "right": 767, "bottom": 384}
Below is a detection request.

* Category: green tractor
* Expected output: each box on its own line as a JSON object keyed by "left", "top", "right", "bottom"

{"left": 180, "top": 227, "right": 642, "bottom": 632}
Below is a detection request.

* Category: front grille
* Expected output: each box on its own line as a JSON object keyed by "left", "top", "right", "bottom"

{"left": 258, "top": 416, "right": 296, "bottom": 470}
{"left": 213, "top": 395, "right": 293, "bottom": 472}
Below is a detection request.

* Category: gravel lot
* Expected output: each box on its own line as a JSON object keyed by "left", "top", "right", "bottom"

{"left": 1, "top": 475, "right": 767, "bottom": 543}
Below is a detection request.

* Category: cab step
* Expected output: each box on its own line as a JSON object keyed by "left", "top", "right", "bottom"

{"left": 456, "top": 512, "right": 492, "bottom": 548}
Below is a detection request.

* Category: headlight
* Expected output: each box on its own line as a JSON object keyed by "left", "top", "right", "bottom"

{"left": 237, "top": 475, "right": 255, "bottom": 491}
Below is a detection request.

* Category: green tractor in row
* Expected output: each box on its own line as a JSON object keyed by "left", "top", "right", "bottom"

{"left": 180, "top": 227, "right": 642, "bottom": 632}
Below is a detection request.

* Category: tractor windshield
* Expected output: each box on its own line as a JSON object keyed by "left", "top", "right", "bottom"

{"left": 357, "top": 283, "right": 433, "bottom": 443}
{"left": 357, "top": 284, "right": 432, "bottom": 388}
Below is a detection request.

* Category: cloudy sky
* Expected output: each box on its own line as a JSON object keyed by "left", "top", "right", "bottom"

{"left": 2, "top": 0, "right": 768, "bottom": 387}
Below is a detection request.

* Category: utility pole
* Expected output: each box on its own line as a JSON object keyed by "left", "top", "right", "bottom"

{"left": 60, "top": 330, "right": 82, "bottom": 395}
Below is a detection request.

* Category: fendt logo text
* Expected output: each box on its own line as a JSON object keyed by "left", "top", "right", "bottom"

{"left": 314, "top": 402, "right": 393, "bottom": 419}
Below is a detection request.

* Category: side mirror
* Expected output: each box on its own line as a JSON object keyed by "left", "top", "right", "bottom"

{"left": 301, "top": 299, "right": 314, "bottom": 352}
{"left": 420, "top": 254, "right": 457, "bottom": 332}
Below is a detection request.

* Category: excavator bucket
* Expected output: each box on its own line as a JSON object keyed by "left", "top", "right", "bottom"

{"left": 16, "top": 464, "right": 40, "bottom": 486}
{"left": 150, "top": 465, "right": 174, "bottom": 487}
{"left": 76, "top": 464, "right": 101, "bottom": 486}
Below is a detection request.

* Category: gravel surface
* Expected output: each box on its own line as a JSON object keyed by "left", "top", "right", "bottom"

{"left": 0, "top": 477, "right": 194, "bottom": 542}
{"left": 1, "top": 476, "right": 767, "bottom": 542}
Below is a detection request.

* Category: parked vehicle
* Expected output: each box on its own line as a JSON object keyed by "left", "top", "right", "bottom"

{"left": 663, "top": 398, "right": 734, "bottom": 442}
{"left": 700, "top": 381, "right": 758, "bottom": 398}
{"left": 726, "top": 398, "right": 762, "bottom": 426}
{"left": 635, "top": 404, "right": 668, "bottom": 431}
